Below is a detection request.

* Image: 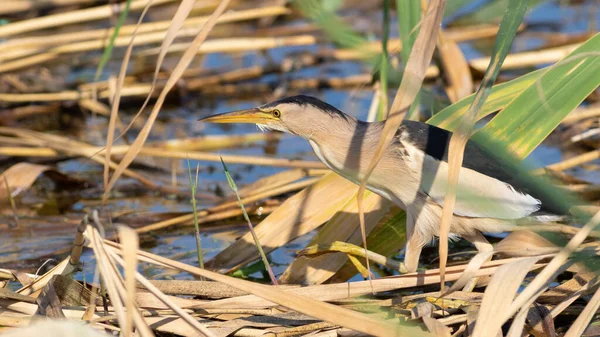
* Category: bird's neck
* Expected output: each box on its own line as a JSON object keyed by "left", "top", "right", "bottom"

{"left": 306, "top": 118, "right": 384, "bottom": 177}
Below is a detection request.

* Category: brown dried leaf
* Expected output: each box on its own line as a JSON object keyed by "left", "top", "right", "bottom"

{"left": 444, "top": 251, "right": 494, "bottom": 296}
{"left": 16, "top": 257, "right": 74, "bottom": 297}
{"left": 207, "top": 173, "right": 360, "bottom": 272}
{"left": 422, "top": 316, "right": 452, "bottom": 337}
{"left": 564, "top": 284, "right": 600, "bottom": 337}
{"left": 473, "top": 257, "right": 542, "bottom": 336}
{"left": 102, "top": 241, "right": 416, "bottom": 336}
{"left": 0, "top": 162, "right": 51, "bottom": 201}
{"left": 279, "top": 191, "right": 391, "bottom": 284}
{"left": 438, "top": 32, "right": 473, "bottom": 103}
{"left": 496, "top": 230, "right": 559, "bottom": 257}
{"left": 118, "top": 226, "right": 139, "bottom": 337}
{"left": 527, "top": 303, "right": 556, "bottom": 337}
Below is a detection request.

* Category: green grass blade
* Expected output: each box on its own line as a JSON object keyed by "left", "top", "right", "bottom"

{"left": 219, "top": 157, "right": 278, "bottom": 285}
{"left": 293, "top": 0, "right": 366, "bottom": 50}
{"left": 377, "top": 0, "right": 391, "bottom": 121}
{"left": 457, "top": 0, "right": 528, "bottom": 132}
{"left": 396, "top": 0, "right": 421, "bottom": 119}
{"left": 427, "top": 69, "right": 544, "bottom": 130}
{"left": 186, "top": 159, "right": 204, "bottom": 270}
{"left": 454, "top": 0, "right": 547, "bottom": 25}
{"left": 94, "top": 0, "right": 133, "bottom": 81}
{"left": 474, "top": 33, "right": 600, "bottom": 158}
{"left": 442, "top": 0, "right": 473, "bottom": 20}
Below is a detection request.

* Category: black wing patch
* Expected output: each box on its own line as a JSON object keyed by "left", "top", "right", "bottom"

{"left": 396, "top": 120, "right": 568, "bottom": 215}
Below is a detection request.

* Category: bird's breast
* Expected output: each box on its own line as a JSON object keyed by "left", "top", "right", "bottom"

{"left": 307, "top": 139, "right": 412, "bottom": 208}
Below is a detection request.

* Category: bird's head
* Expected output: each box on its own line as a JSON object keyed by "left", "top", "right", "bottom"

{"left": 199, "top": 95, "right": 351, "bottom": 139}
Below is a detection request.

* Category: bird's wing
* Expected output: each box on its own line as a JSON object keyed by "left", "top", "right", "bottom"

{"left": 397, "top": 121, "right": 544, "bottom": 219}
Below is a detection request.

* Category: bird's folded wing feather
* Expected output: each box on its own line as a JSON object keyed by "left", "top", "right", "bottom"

{"left": 399, "top": 121, "right": 542, "bottom": 219}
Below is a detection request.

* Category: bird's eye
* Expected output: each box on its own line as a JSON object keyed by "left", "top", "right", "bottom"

{"left": 272, "top": 109, "right": 281, "bottom": 118}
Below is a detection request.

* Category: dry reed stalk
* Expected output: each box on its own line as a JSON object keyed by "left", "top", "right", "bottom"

{"left": 136, "top": 178, "right": 317, "bottom": 233}
{"left": 78, "top": 99, "right": 111, "bottom": 116}
{"left": 139, "top": 35, "right": 318, "bottom": 56}
{"left": 356, "top": 0, "right": 445, "bottom": 288}
{"left": 0, "top": 147, "right": 58, "bottom": 157}
{"left": 1, "top": 0, "right": 99, "bottom": 15}
{"left": 192, "top": 72, "right": 441, "bottom": 96}
{"left": 0, "top": 71, "right": 434, "bottom": 102}
{"left": 1, "top": 6, "right": 289, "bottom": 51}
{"left": 85, "top": 222, "right": 155, "bottom": 337}
{"left": 0, "top": 132, "right": 278, "bottom": 155}
{"left": 331, "top": 22, "right": 521, "bottom": 60}
{"left": 498, "top": 210, "right": 600, "bottom": 328}
{"left": 105, "top": 239, "right": 547, "bottom": 307}
{"left": 137, "top": 148, "right": 324, "bottom": 169}
{"left": 562, "top": 104, "right": 600, "bottom": 123}
{"left": 0, "top": 145, "right": 322, "bottom": 169}
{"left": 104, "top": 231, "right": 216, "bottom": 337}
{"left": 0, "top": 0, "right": 178, "bottom": 38}
{"left": 469, "top": 42, "right": 582, "bottom": 72}
{"left": 0, "top": 127, "right": 176, "bottom": 194}
{"left": 104, "top": 0, "right": 153, "bottom": 195}
{"left": 0, "top": 91, "right": 86, "bottom": 102}
{"left": 3, "top": 25, "right": 543, "bottom": 75}
{"left": 118, "top": 227, "right": 138, "bottom": 337}
{"left": 0, "top": 34, "right": 317, "bottom": 73}
{"left": 543, "top": 149, "right": 600, "bottom": 172}
{"left": 0, "top": 270, "right": 37, "bottom": 282}
{"left": 437, "top": 30, "right": 473, "bottom": 102}
{"left": 99, "top": 239, "right": 420, "bottom": 336}
{"left": 144, "top": 280, "right": 249, "bottom": 298}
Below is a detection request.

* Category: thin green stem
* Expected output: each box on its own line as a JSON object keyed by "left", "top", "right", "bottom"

{"left": 220, "top": 157, "right": 278, "bottom": 285}
{"left": 377, "top": 0, "right": 390, "bottom": 121}
{"left": 94, "top": 0, "right": 133, "bottom": 81}
{"left": 187, "top": 159, "right": 204, "bottom": 270}
{"left": 396, "top": 0, "right": 422, "bottom": 120}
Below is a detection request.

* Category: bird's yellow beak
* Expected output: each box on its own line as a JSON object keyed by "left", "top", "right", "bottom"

{"left": 198, "top": 108, "right": 275, "bottom": 124}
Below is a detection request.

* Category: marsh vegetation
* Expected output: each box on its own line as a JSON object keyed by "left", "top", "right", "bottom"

{"left": 0, "top": 0, "right": 599, "bottom": 336}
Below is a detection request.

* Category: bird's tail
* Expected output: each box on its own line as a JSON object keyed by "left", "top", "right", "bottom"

{"left": 525, "top": 212, "right": 571, "bottom": 223}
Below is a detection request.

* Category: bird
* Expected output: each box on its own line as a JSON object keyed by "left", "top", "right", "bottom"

{"left": 199, "top": 95, "right": 567, "bottom": 273}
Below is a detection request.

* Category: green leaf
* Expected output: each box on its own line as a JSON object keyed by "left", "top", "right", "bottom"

{"left": 220, "top": 156, "right": 278, "bottom": 285}
{"left": 427, "top": 69, "right": 544, "bottom": 130}
{"left": 377, "top": 0, "right": 391, "bottom": 121}
{"left": 332, "top": 207, "right": 406, "bottom": 281}
{"left": 293, "top": 0, "right": 366, "bottom": 50}
{"left": 474, "top": 32, "right": 600, "bottom": 158}
{"left": 94, "top": 0, "right": 133, "bottom": 81}
{"left": 396, "top": 0, "right": 421, "bottom": 119}
{"left": 455, "top": 0, "right": 528, "bottom": 133}
{"left": 454, "top": 0, "right": 548, "bottom": 25}
{"left": 443, "top": 0, "right": 474, "bottom": 21}
{"left": 220, "top": 157, "right": 238, "bottom": 192}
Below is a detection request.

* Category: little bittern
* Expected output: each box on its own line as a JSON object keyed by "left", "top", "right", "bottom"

{"left": 200, "top": 95, "right": 565, "bottom": 272}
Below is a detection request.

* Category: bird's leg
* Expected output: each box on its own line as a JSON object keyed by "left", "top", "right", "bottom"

{"left": 460, "top": 231, "right": 493, "bottom": 292}
{"left": 404, "top": 211, "right": 430, "bottom": 273}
